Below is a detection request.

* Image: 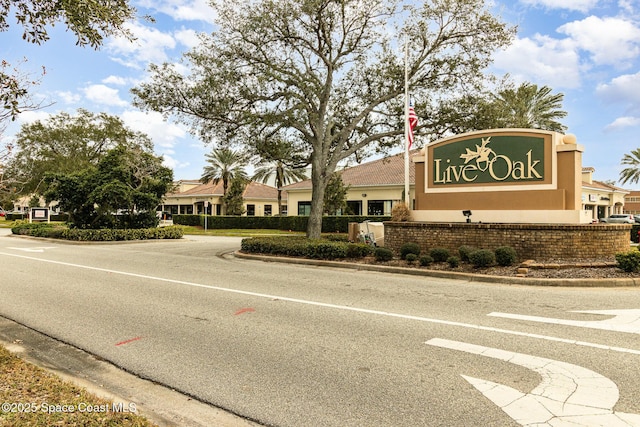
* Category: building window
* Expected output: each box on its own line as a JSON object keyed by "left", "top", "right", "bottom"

{"left": 347, "top": 200, "right": 362, "bottom": 215}
{"left": 247, "top": 204, "right": 255, "bottom": 216}
{"left": 298, "top": 201, "right": 311, "bottom": 216}
{"left": 367, "top": 200, "right": 392, "bottom": 216}
{"left": 264, "top": 205, "right": 272, "bottom": 216}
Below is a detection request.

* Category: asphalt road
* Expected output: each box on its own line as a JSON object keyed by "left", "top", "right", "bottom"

{"left": 2, "top": 230, "right": 640, "bottom": 426}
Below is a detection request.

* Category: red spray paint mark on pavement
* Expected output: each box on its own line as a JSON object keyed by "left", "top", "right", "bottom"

{"left": 115, "top": 336, "right": 142, "bottom": 346}
{"left": 234, "top": 307, "right": 255, "bottom": 316}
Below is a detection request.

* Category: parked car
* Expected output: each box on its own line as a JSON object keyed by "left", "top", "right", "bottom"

{"left": 0, "top": 208, "right": 5, "bottom": 217}
{"left": 634, "top": 214, "right": 640, "bottom": 224}
{"left": 600, "top": 214, "right": 635, "bottom": 224}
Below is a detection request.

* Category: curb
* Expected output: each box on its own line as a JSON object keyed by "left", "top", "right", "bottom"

{"left": 233, "top": 251, "right": 640, "bottom": 288}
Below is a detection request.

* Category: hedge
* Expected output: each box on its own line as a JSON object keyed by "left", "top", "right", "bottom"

{"left": 11, "top": 223, "right": 184, "bottom": 241}
{"left": 240, "top": 236, "right": 373, "bottom": 260}
{"left": 175, "top": 215, "right": 391, "bottom": 233}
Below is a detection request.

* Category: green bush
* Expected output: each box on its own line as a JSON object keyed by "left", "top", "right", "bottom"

{"left": 447, "top": 256, "right": 460, "bottom": 268}
{"left": 176, "top": 214, "right": 391, "bottom": 233}
{"left": 11, "top": 224, "right": 184, "bottom": 241}
{"left": 406, "top": 253, "right": 418, "bottom": 265}
{"left": 615, "top": 250, "right": 640, "bottom": 273}
{"left": 374, "top": 247, "right": 394, "bottom": 262}
{"left": 419, "top": 255, "right": 434, "bottom": 266}
{"left": 469, "top": 249, "right": 496, "bottom": 268}
{"left": 346, "top": 243, "right": 374, "bottom": 258}
{"left": 430, "top": 248, "right": 450, "bottom": 262}
{"left": 458, "top": 245, "right": 477, "bottom": 262}
{"left": 495, "top": 246, "right": 518, "bottom": 266}
{"left": 400, "top": 242, "right": 421, "bottom": 260}
{"left": 240, "top": 236, "right": 373, "bottom": 260}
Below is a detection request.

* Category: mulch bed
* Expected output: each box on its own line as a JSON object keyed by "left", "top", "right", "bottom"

{"left": 354, "top": 256, "right": 639, "bottom": 279}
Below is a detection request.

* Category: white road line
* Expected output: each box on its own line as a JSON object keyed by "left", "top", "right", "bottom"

{"left": 426, "top": 338, "right": 640, "bottom": 426}
{"left": 489, "top": 309, "right": 640, "bottom": 334}
{"left": 3, "top": 251, "right": 640, "bottom": 355}
{"left": 6, "top": 247, "right": 57, "bottom": 253}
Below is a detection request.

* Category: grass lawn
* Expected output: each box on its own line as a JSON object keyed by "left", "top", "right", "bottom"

{"left": 0, "top": 345, "right": 156, "bottom": 426}
{"left": 177, "top": 225, "right": 305, "bottom": 237}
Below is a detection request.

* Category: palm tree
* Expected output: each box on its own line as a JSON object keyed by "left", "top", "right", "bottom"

{"left": 619, "top": 149, "right": 640, "bottom": 185}
{"left": 200, "top": 148, "right": 248, "bottom": 215}
{"left": 252, "top": 159, "right": 307, "bottom": 215}
{"left": 494, "top": 83, "right": 568, "bottom": 132}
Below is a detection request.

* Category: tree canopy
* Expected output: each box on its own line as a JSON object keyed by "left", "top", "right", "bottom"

{"left": 132, "top": 0, "right": 514, "bottom": 238}
{"left": 200, "top": 147, "right": 248, "bottom": 215}
{"left": 4, "top": 109, "right": 154, "bottom": 196}
{"left": 437, "top": 81, "right": 568, "bottom": 134}
{"left": 619, "top": 149, "right": 640, "bottom": 186}
{"left": 44, "top": 145, "right": 173, "bottom": 229}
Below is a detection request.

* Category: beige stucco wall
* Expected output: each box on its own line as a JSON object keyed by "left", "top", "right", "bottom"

{"left": 287, "top": 185, "right": 414, "bottom": 215}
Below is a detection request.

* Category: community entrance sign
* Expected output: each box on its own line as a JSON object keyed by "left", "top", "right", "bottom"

{"left": 412, "top": 129, "right": 588, "bottom": 224}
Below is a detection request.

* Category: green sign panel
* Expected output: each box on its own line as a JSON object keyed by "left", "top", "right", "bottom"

{"left": 431, "top": 135, "right": 545, "bottom": 185}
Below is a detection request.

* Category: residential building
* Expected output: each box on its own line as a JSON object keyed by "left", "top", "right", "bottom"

{"left": 284, "top": 151, "right": 416, "bottom": 216}
{"left": 581, "top": 167, "right": 628, "bottom": 220}
{"left": 160, "top": 180, "right": 279, "bottom": 216}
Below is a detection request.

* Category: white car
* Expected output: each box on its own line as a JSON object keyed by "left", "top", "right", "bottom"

{"left": 600, "top": 214, "right": 635, "bottom": 224}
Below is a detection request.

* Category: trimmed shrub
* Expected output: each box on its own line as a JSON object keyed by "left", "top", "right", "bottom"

{"left": 495, "top": 246, "right": 518, "bottom": 266}
{"left": 419, "top": 255, "right": 434, "bottom": 266}
{"left": 447, "top": 256, "right": 460, "bottom": 268}
{"left": 615, "top": 250, "right": 640, "bottom": 273}
{"left": 469, "top": 249, "right": 496, "bottom": 268}
{"left": 458, "top": 245, "right": 477, "bottom": 262}
{"left": 406, "top": 253, "right": 418, "bottom": 265}
{"left": 346, "top": 243, "right": 374, "bottom": 258}
{"left": 430, "top": 248, "right": 450, "bottom": 263}
{"left": 400, "top": 242, "right": 421, "bottom": 260}
{"left": 374, "top": 247, "right": 394, "bottom": 262}
{"left": 240, "top": 236, "right": 373, "bottom": 261}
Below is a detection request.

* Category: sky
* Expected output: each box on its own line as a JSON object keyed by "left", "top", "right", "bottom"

{"left": 1, "top": 0, "right": 639, "bottom": 186}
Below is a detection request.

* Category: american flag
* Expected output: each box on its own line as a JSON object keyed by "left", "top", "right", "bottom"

{"left": 407, "top": 105, "right": 418, "bottom": 149}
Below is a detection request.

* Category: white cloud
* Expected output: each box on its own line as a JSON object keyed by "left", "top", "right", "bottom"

{"left": 558, "top": 16, "right": 640, "bottom": 67}
{"left": 605, "top": 116, "right": 640, "bottom": 131}
{"left": 174, "top": 28, "right": 201, "bottom": 49}
{"left": 138, "top": 0, "right": 217, "bottom": 25}
{"left": 519, "top": 0, "right": 598, "bottom": 13}
{"left": 102, "top": 75, "right": 128, "bottom": 86}
{"left": 492, "top": 35, "right": 582, "bottom": 88}
{"left": 120, "top": 110, "right": 187, "bottom": 149}
{"left": 55, "top": 91, "right": 81, "bottom": 104}
{"left": 107, "top": 21, "right": 177, "bottom": 69}
{"left": 596, "top": 72, "right": 640, "bottom": 106}
{"left": 83, "top": 85, "right": 129, "bottom": 107}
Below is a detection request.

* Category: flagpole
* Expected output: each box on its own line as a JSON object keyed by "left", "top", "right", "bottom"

{"left": 403, "top": 37, "right": 410, "bottom": 208}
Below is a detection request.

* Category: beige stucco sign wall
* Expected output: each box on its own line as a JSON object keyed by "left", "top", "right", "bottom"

{"left": 412, "top": 129, "right": 590, "bottom": 224}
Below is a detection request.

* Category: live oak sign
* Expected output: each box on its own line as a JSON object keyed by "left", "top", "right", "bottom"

{"left": 431, "top": 135, "right": 546, "bottom": 186}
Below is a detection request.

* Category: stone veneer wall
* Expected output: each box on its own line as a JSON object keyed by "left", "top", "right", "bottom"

{"left": 384, "top": 222, "right": 631, "bottom": 260}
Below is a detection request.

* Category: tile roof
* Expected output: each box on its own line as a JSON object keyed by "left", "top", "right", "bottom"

{"left": 584, "top": 180, "right": 628, "bottom": 193}
{"left": 283, "top": 150, "right": 418, "bottom": 190}
{"left": 167, "top": 180, "right": 278, "bottom": 200}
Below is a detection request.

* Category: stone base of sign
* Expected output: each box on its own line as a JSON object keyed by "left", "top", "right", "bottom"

{"left": 411, "top": 209, "right": 593, "bottom": 224}
{"left": 383, "top": 221, "right": 631, "bottom": 261}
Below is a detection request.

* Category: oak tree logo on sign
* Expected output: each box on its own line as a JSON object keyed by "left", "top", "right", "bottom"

{"left": 432, "top": 135, "right": 546, "bottom": 186}
{"left": 460, "top": 137, "right": 496, "bottom": 172}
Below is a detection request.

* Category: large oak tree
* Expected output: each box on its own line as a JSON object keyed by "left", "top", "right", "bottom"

{"left": 132, "top": 0, "right": 514, "bottom": 238}
{"left": 5, "top": 109, "right": 154, "bottom": 196}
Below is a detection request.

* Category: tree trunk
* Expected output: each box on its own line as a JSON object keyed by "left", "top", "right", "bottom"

{"left": 277, "top": 189, "right": 282, "bottom": 216}
{"left": 307, "top": 184, "right": 326, "bottom": 239}
{"left": 306, "top": 157, "right": 330, "bottom": 239}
